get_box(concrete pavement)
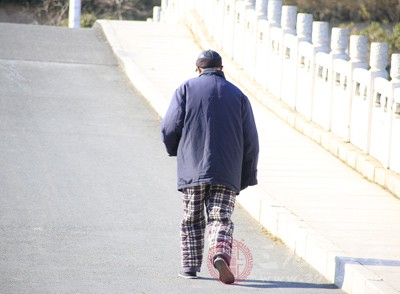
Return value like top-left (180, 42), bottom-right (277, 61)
top-left (97, 19), bottom-right (400, 294)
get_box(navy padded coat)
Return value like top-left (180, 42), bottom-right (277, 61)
top-left (161, 69), bottom-right (259, 194)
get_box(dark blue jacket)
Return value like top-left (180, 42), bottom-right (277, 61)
top-left (161, 69), bottom-right (259, 194)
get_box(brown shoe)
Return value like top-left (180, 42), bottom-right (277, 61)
top-left (214, 257), bottom-right (235, 284)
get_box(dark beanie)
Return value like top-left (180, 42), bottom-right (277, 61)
top-left (195, 49), bottom-right (222, 68)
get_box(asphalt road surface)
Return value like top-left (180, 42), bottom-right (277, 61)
top-left (0, 23), bottom-right (344, 294)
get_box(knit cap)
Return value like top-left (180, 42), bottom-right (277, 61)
top-left (195, 49), bottom-right (222, 68)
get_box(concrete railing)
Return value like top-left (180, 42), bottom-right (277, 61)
top-left (153, 0), bottom-right (400, 177)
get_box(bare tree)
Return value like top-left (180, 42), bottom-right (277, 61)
top-left (283, 0), bottom-right (400, 22)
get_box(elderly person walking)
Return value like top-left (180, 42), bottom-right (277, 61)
top-left (161, 50), bottom-right (259, 284)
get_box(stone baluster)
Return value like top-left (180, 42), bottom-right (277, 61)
top-left (222, 0), bottom-right (236, 58)
top-left (255, 0), bottom-right (268, 20)
top-left (390, 54), bottom-right (400, 83)
top-left (349, 35), bottom-right (368, 64)
top-left (297, 13), bottom-right (313, 43)
top-left (391, 54), bottom-right (400, 118)
top-left (161, 0), bottom-right (168, 11)
top-left (153, 6), bottom-right (161, 22)
top-left (244, 0), bottom-right (256, 10)
top-left (392, 54), bottom-right (400, 118)
top-left (370, 43), bottom-right (389, 73)
top-left (281, 6), bottom-right (297, 35)
top-left (330, 28), bottom-right (349, 60)
top-left (160, 0), bottom-right (168, 22)
top-left (312, 21), bottom-right (330, 53)
top-left (268, 0), bottom-right (282, 28)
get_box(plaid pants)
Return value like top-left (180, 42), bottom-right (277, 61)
top-left (180, 184), bottom-right (236, 272)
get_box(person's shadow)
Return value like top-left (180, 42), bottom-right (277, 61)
top-left (197, 277), bottom-right (338, 289)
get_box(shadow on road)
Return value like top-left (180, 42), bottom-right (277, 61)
top-left (196, 277), bottom-right (338, 289)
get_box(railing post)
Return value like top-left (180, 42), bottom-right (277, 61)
top-left (369, 48), bottom-right (399, 168)
top-left (265, 0), bottom-right (283, 95)
top-left (233, 1), bottom-right (247, 68)
top-left (331, 35), bottom-right (368, 141)
top-left (222, 0), bottom-right (237, 59)
top-left (312, 27), bottom-right (348, 130)
top-left (253, 0), bottom-right (270, 82)
top-left (254, 19), bottom-right (269, 87)
top-left (195, 0), bottom-right (206, 21)
top-left (204, 0), bottom-right (215, 37)
top-left (212, 0), bottom-right (225, 48)
top-left (350, 42), bottom-right (388, 153)
top-left (391, 54), bottom-right (400, 173)
top-left (283, 13), bottom-right (311, 110)
top-left (153, 6), bottom-right (162, 22)
top-left (255, 0), bottom-right (268, 19)
top-left (243, 8), bottom-right (258, 78)
top-left (160, 0), bottom-right (168, 22)
top-left (279, 7), bottom-right (300, 108)
top-left (296, 19), bottom-right (330, 120)
top-left (281, 5), bottom-right (296, 35)
top-left (68, 0), bottom-right (81, 28)
top-left (267, 0), bottom-right (281, 27)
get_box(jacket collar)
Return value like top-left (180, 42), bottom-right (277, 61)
top-left (199, 69), bottom-right (225, 79)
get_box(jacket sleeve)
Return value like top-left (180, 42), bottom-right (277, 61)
top-left (241, 95), bottom-right (259, 190)
top-left (160, 85), bottom-right (186, 156)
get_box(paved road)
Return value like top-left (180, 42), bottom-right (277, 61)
top-left (0, 23), bottom-right (344, 293)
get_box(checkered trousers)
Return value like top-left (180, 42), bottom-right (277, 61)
top-left (180, 184), bottom-right (236, 272)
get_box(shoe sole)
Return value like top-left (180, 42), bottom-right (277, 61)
top-left (177, 273), bottom-right (198, 279)
top-left (214, 259), bottom-right (235, 284)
